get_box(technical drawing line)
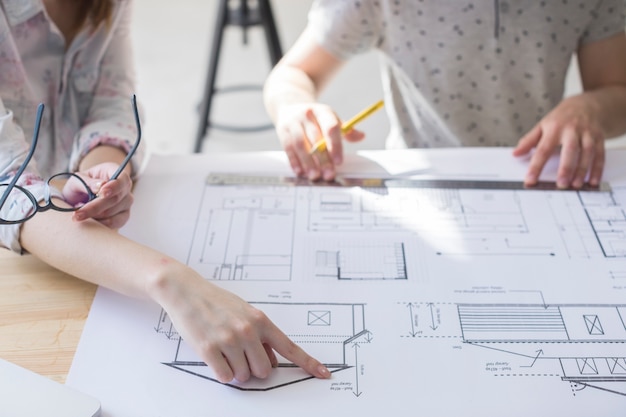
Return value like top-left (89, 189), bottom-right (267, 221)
top-left (352, 344), bottom-right (362, 397)
top-left (464, 342), bottom-right (538, 360)
top-left (570, 381), bottom-right (626, 397)
top-left (408, 303), bottom-right (417, 337)
top-left (523, 349), bottom-right (544, 367)
top-left (162, 362), bottom-right (349, 392)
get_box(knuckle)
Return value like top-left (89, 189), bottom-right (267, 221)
top-left (233, 320), bottom-right (255, 341)
top-left (304, 108), bottom-right (315, 119)
top-left (216, 372), bottom-right (233, 384)
top-left (249, 308), bottom-right (269, 326)
top-left (581, 139), bottom-right (595, 153)
top-left (561, 138), bottom-right (580, 152)
top-left (215, 366), bottom-right (234, 383)
top-left (284, 136), bottom-right (298, 150)
top-left (235, 369), bottom-right (251, 383)
top-left (322, 125), bottom-right (340, 140)
top-left (540, 119), bottom-right (561, 135)
top-left (198, 339), bottom-right (219, 359)
top-left (218, 331), bottom-right (239, 348)
top-left (292, 138), bottom-right (309, 154)
top-left (534, 140), bottom-right (554, 154)
top-left (254, 364), bottom-right (271, 379)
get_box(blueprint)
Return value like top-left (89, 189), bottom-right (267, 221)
top-left (67, 150), bottom-right (626, 417)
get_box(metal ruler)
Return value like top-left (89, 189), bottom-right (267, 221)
top-left (205, 173), bottom-right (611, 192)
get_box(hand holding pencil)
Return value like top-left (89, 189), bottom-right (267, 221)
top-left (309, 99), bottom-right (384, 157)
top-left (282, 99), bottom-right (382, 181)
top-left (273, 99), bottom-right (384, 181)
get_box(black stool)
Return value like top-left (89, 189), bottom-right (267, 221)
top-left (194, 0), bottom-right (283, 153)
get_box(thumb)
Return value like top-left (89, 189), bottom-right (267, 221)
top-left (343, 128), bottom-right (365, 143)
top-left (61, 175), bottom-right (101, 207)
top-left (81, 176), bottom-right (105, 195)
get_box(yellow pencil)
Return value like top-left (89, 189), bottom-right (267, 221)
top-left (310, 99), bottom-right (384, 155)
top-left (340, 99), bottom-right (385, 135)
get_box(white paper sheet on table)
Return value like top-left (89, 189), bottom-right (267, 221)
top-left (67, 148), bottom-right (626, 417)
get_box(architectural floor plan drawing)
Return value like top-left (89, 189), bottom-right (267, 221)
top-left (66, 151), bottom-right (626, 417)
top-left (584, 185), bottom-right (626, 258)
top-left (187, 176), bottom-right (626, 281)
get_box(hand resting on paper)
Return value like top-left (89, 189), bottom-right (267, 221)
top-left (513, 94), bottom-right (606, 190)
top-left (149, 263), bottom-right (332, 383)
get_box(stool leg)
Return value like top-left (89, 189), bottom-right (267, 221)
top-left (194, 0), bottom-right (229, 153)
top-left (258, 0), bottom-right (283, 65)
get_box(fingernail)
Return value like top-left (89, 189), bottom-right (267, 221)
top-left (318, 365), bottom-right (331, 379)
top-left (308, 169), bottom-right (319, 180)
top-left (323, 169), bottom-right (335, 180)
top-left (556, 179), bottom-right (568, 189)
top-left (74, 213), bottom-right (84, 221)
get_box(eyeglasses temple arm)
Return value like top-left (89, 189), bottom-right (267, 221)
top-left (0, 103), bottom-right (44, 209)
top-left (110, 94), bottom-right (142, 181)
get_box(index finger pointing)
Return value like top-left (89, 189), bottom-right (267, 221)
top-left (266, 326), bottom-right (331, 379)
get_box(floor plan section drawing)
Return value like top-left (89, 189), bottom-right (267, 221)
top-left (187, 180), bottom-right (626, 285)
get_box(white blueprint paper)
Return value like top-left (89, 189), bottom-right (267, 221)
top-left (67, 149), bottom-right (626, 416)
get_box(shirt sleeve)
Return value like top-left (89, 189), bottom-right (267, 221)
top-left (68, 1), bottom-right (147, 178)
top-left (307, 0), bottom-right (384, 60)
top-left (0, 100), bottom-right (52, 253)
top-left (581, 0), bottom-right (626, 44)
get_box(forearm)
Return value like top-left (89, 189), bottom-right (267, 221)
top-left (263, 65), bottom-right (318, 123)
top-left (591, 85), bottom-right (626, 138)
top-left (79, 145), bottom-right (131, 176)
top-left (576, 32), bottom-right (626, 139)
top-left (583, 85), bottom-right (626, 139)
top-left (18, 209), bottom-right (186, 300)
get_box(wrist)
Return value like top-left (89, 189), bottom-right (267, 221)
top-left (79, 145), bottom-right (128, 172)
top-left (144, 258), bottom-right (196, 306)
top-left (264, 66), bottom-right (317, 122)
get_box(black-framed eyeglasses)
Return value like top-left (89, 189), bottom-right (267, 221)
top-left (0, 94), bottom-right (141, 225)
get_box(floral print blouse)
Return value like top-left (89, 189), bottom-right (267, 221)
top-left (0, 0), bottom-right (146, 252)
